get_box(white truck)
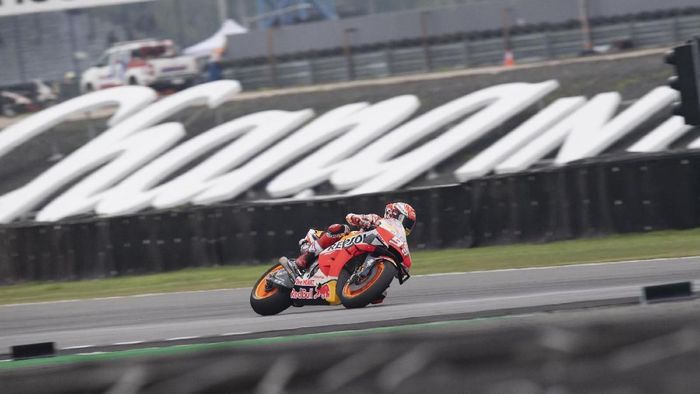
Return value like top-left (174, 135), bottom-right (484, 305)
top-left (81, 39), bottom-right (200, 92)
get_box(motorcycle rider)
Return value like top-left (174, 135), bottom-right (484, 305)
top-left (288, 202), bottom-right (417, 273)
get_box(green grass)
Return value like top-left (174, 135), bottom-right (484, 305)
top-left (1, 228), bottom-right (699, 305)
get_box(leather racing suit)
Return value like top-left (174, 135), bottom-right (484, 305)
top-left (294, 213), bottom-right (382, 270)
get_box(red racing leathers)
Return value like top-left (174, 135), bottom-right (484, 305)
top-left (294, 213), bottom-right (382, 270)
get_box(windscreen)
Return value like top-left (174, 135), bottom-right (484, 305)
top-left (380, 217), bottom-right (408, 244)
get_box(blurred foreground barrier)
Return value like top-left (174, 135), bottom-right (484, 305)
top-left (642, 282), bottom-right (694, 304)
top-left (3, 304), bottom-right (700, 393)
top-left (0, 150), bottom-right (699, 283)
top-left (11, 342), bottom-right (55, 360)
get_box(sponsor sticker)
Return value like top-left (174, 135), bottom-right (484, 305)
top-left (315, 283), bottom-right (331, 300)
top-left (290, 282), bottom-right (333, 300)
top-left (294, 278), bottom-right (316, 286)
top-left (325, 233), bottom-right (367, 252)
top-left (290, 287), bottom-right (314, 300)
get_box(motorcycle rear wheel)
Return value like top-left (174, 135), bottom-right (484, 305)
top-left (250, 264), bottom-right (292, 316)
top-left (338, 260), bottom-right (396, 309)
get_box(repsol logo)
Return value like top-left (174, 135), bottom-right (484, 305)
top-left (327, 234), bottom-right (368, 251)
top-left (0, 79), bottom-right (691, 223)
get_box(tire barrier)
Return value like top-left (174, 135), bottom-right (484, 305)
top-left (1, 150), bottom-right (699, 284)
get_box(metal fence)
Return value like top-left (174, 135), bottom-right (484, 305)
top-left (1, 1), bottom-right (699, 89)
top-left (223, 14), bottom-right (700, 90)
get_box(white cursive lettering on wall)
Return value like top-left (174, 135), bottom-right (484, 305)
top-left (345, 81), bottom-right (559, 194)
top-left (555, 86), bottom-right (677, 164)
top-left (264, 95), bottom-right (421, 198)
top-left (627, 116), bottom-right (693, 153)
top-left (328, 84), bottom-right (531, 190)
top-left (97, 110), bottom-right (314, 216)
top-left (0, 79), bottom-right (692, 223)
top-left (188, 103), bottom-right (369, 205)
top-left (454, 96), bottom-right (586, 182)
top-left (0, 81), bottom-right (241, 223)
top-left (494, 92), bottom-right (621, 174)
top-left (0, 86), bottom-right (157, 223)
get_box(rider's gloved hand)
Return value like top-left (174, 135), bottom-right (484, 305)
top-left (298, 229), bottom-right (319, 254)
top-left (298, 237), bottom-right (310, 253)
top-left (346, 213), bottom-right (380, 230)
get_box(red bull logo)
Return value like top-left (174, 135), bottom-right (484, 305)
top-left (290, 288), bottom-right (314, 299)
top-left (315, 283), bottom-right (331, 300)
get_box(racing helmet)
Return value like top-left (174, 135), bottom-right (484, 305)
top-left (384, 202), bottom-right (417, 235)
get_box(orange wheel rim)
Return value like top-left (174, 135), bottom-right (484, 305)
top-left (343, 263), bottom-right (385, 298)
top-left (254, 266), bottom-right (283, 299)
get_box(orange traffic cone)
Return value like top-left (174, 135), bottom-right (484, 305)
top-left (503, 50), bottom-right (515, 67)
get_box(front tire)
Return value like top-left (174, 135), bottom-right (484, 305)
top-left (338, 260), bottom-right (396, 309)
top-left (250, 264), bottom-right (292, 316)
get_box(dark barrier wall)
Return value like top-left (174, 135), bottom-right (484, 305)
top-left (1, 150), bottom-right (699, 283)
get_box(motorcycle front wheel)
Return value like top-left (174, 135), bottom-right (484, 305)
top-left (250, 264), bottom-right (292, 316)
top-left (337, 259), bottom-right (397, 309)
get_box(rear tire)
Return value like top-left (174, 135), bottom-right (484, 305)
top-left (338, 260), bottom-right (396, 309)
top-left (250, 264), bottom-right (292, 316)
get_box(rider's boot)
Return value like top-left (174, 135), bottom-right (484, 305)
top-left (293, 252), bottom-right (313, 272)
top-left (279, 256), bottom-right (302, 279)
top-left (294, 224), bottom-right (348, 273)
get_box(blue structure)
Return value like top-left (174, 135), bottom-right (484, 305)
top-left (256, 0), bottom-right (337, 28)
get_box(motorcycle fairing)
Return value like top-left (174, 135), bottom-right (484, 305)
top-left (284, 218), bottom-right (411, 306)
top-left (290, 269), bottom-right (340, 305)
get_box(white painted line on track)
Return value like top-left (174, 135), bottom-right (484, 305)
top-left (1, 288), bottom-right (238, 307)
top-left (62, 345), bottom-right (94, 350)
top-left (165, 336), bottom-right (199, 341)
top-left (3, 255), bottom-right (698, 307)
top-left (416, 255), bottom-right (700, 277)
top-left (405, 280), bottom-right (700, 309)
top-left (220, 332), bottom-right (251, 336)
top-left (112, 341), bottom-right (144, 346)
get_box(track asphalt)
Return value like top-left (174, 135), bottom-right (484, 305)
top-left (1, 257), bottom-right (699, 354)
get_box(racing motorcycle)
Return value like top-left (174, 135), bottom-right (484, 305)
top-left (250, 217), bottom-right (412, 316)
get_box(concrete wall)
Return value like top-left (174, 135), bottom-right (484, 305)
top-left (227, 0), bottom-right (699, 59)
